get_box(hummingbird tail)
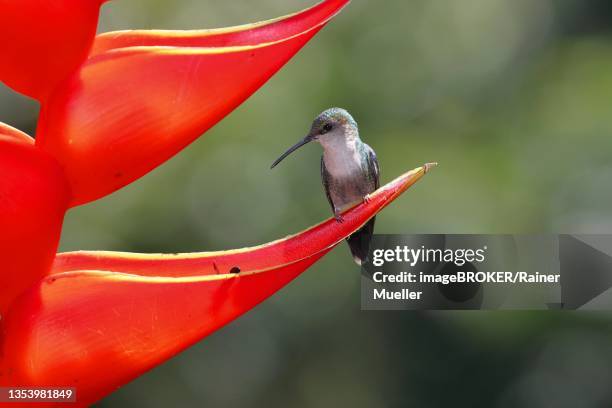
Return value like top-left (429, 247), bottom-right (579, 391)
top-left (347, 216), bottom-right (376, 266)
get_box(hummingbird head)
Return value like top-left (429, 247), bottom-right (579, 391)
top-left (271, 107), bottom-right (358, 168)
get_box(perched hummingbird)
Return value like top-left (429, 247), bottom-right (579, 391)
top-left (271, 108), bottom-right (379, 265)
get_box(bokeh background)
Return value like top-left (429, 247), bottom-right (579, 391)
top-left (3, 0), bottom-right (612, 406)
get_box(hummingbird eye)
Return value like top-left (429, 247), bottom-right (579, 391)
top-left (321, 123), bottom-right (333, 134)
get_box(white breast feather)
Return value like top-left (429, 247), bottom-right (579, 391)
top-left (322, 138), bottom-right (361, 178)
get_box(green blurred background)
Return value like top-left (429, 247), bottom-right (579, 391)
top-left (4, 0), bottom-right (612, 406)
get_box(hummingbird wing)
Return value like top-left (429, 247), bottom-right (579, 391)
top-left (321, 156), bottom-right (336, 212)
top-left (364, 143), bottom-right (380, 191)
top-left (347, 144), bottom-right (379, 266)
top-left (322, 146), bottom-right (379, 266)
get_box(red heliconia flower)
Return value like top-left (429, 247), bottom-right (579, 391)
top-left (0, 0), bottom-right (434, 405)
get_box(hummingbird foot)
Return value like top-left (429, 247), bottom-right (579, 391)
top-left (363, 194), bottom-right (372, 204)
top-left (333, 212), bottom-right (345, 223)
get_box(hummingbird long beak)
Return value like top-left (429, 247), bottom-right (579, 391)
top-left (270, 135), bottom-right (313, 169)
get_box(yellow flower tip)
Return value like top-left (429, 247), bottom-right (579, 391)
top-left (423, 162), bottom-right (438, 173)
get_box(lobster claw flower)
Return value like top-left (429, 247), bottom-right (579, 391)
top-left (0, 0), bottom-right (437, 405)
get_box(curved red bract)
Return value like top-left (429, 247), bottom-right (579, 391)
top-left (35, 0), bottom-right (350, 206)
top-left (3, 166), bottom-right (429, 406)
top-left (0, 0), bottom-right (435, 405)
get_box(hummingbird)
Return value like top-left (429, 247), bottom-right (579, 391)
top-left (271, 108), bottom-right (379, 266)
